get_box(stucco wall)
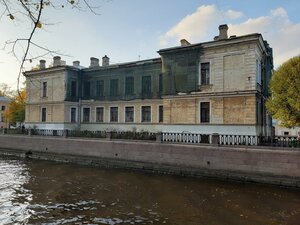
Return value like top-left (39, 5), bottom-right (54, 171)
top-left (0, 135), bottom-right (299, 187)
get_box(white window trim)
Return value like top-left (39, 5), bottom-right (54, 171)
top-left (140, 105), bottom-right (152, 123)
top-left (198, 61), bottom-right (211, 86)
top-left (109, 106), bottom-right (119, 123)
top-left (95, 106), bottom-right (105, 123)
top-left (199, 101), bottom-right (211, 124)
top-left (82, 106), bottom-right (91, 123)
top-left (124, 105), bottom-right (134, 123)
top-left (70, 107), bottom-right (77, 123)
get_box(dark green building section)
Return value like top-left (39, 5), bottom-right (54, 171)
top-left (65, 59), bottom-right (163, 102)
top-left (159, 47), bottom-right (201, 95)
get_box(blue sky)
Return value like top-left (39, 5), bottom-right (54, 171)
top-left (1, 0), bottom-right (300, 89)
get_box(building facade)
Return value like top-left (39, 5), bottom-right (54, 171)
top-left (0, 96), bottom-right (10, 128)
top-left (24, 25), bottom-right (273, 135)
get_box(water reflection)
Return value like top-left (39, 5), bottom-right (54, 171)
top-left (0, 157), bottom-right (32, 225)
top-left (0, 155), bottom-right (300, 225)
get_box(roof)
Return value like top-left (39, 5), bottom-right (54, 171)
top-left (0, 96), bottom-right (10, 103)
top-left (157, 33), bottom-right (263, 54)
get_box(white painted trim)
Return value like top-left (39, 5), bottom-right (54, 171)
top-left (140, 105), bottom-right (152, 123)
top-left (82, 106), bottom-right (91, 123)
top-left (95, 106), bottom-right (105, 123)
top-left (109, 106), bottom-right (119, 123)
top-left (70, 106), bottom-right (78, 123)
top-left (124, 105), bottom-right (134, 123)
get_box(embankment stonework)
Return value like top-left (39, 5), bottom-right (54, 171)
top-left (0, 135), bottom-right (300, 187)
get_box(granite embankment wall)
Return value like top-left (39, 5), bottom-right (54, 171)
top-left (0, 135), bottom-right (300, 187)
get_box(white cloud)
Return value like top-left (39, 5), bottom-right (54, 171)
top-left (225, 10), bottom-right (243, 19)
top-left (160, 5), bottom-right (300, 67)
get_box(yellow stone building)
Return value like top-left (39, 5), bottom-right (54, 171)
top-left (24, 25), bottom-right (273, 136)
top-left (0, 96), bottom-right (10, 128)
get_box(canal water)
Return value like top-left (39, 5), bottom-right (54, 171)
top-left (0, 155), bottom-right (300, 225)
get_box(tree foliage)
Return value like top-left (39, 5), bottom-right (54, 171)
top-left (266, 55), bottom-right (300, 128)
top-left (1, 0), bottom-right (98, 92)
top-left (3, 90), bottom-right (26, 125)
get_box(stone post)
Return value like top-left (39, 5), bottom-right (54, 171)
top-left (156, 132), bottom-right (162, 143)
top-left (211, 133), bottom-right (220, 145)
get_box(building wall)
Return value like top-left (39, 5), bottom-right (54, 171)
top-left (25, 69), bottom-right (67, 125)
top-left (0, 99), bottom-right (9, 128)
top-left (163, 95), bottom-right (256, 125)
top-left (1, 135), bottom-right (300, 187)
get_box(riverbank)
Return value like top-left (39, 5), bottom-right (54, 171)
top-left (0, 135), bottom-right (300, 188)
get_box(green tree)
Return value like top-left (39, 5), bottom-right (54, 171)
top-left (3, 90), bottom-right (26, 125)
top-left (266, 55), bottom-right (300, 128)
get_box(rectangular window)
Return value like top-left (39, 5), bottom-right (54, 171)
top-left (125, 106), bottom-right (134, 122)
top-left (83, 108), bottom-right (90, 122)
top-left (200, 102), bottom-right (210, 123)
top-left (141, 106), bottom-right (151, 122)
top-left (1, 114), bottom-right (4, 122)
top-left (41, 108), bottom-right (46, 122)
top-left (142, 76), bottom-right (151, 96)
top-left (96, 80), bottom-right (104, 97)
top-left (256, 59), bottom-right (262, 85)
top-left (200, 62), bottom-right (210, 85)
top-left (83, 82), bottom-right (90, 97)
top-left (284, 131), bottom-right (289, 136)
top-left (71, 81), bottom-right (77, 97)
top-left (96, 107), bottom-right (104, 122)
top-left (159, 74), bottom-right (163, 94)
top-left (110, 107), bottom-right (118, 122)
top-left (42, 81), bottom-right (47, 97)
top-left (70, 107), bottom-right (76, 123)
top-left (1, 106), bottom-right (5, 111)
top-left (110, 79), bottom-right (119, 97)
top-left (125, 77), bottom-right (134, 96)
top-left (159, 105), bottom-right (163, 123)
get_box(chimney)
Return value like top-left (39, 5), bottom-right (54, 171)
top-left (39, 60), bottom-right (46, 69)
top-left (102, 55), bottom-right (110, 67)
top-left (90, 57), bottom-right (99, 67)
top-left (73, 61), bottom-right (80, 67)
top-left (218, 24), bottom-right (228, 40)
top-left (180, 39), bottom-right (191, 46)
top-left (53, 56), bottom-right (61, 67)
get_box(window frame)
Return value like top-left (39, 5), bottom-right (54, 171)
top-left (96, 80), bottom-right (104, 97)
top-left (82, 107), bottom-right (91, 123)
top-left (125, 106), bottom-right (134, 123)
top-left (142, 76), bottom-right (152, 96)
top-left (125, 76), bottom-right (134, 96)
top-left (41, 107), bottom-right (47, 122)
top-left (95, 106), bottom-right (104, 123)
top-left (110, 79), bottom-right (119, 97)
top-left (42, 81), bottom-right (47, 97)
top-left (158, 105), bottom-right (163, 123)
top-left (200, 102), bottom-right (210, 123)
top-left (199, 62), bottom-right (211, 86)
top-left (141, 105), bottom-right (151, 123)
top-left (70, 107), bottom-right (77, 123)
top-left (110, 106), bottom-right (119, 122)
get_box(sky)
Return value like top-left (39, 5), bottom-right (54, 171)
top-left (1, 0), bottom-right (300, 90)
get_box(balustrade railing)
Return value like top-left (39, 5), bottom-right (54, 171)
top-left (162, 132), bottom-right (210, 144)
top-left (1, 128), bottom-right (300, 149)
